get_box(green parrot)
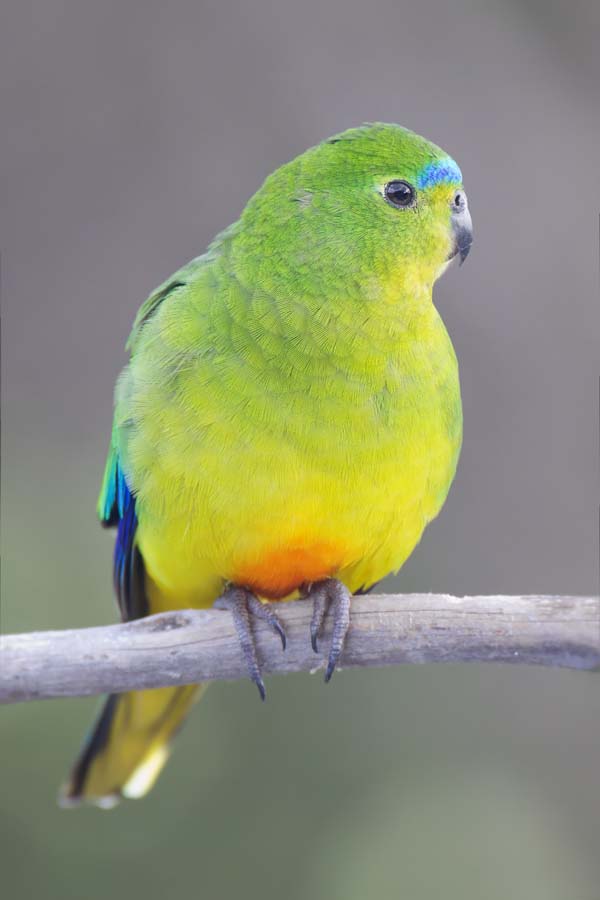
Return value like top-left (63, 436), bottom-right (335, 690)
top-left (61, 122), bottom-right (472, 807)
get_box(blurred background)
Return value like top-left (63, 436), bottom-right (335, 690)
top-left (1, 0), bottom-right (599, 897)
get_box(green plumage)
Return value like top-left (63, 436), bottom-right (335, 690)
top-left (64, 123), bottom-right (471, 806)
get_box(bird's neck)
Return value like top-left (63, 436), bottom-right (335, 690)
top-left (215, 228), bottom-right (449, 387)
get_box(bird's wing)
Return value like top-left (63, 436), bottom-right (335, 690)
top-left (125, 256), bottom-right (207, 354)
top-left (97, 443), bottom-right (146, 622)
top-left (96, 256), bottom-right (210, 620)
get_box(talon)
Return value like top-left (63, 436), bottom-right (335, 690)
top-left (254, 675), bottom-right (266, 702)
top-left (277, 625), bottom-right (287, 651)
top-left (213, 586), bottom-right (286, 699)
top-left (306, 579), bottom-right (352, 681)
top-left (247, 594), bottom-right (287, 650)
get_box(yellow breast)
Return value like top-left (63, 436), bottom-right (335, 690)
top-left (134, 301), bottom-right (461, 609)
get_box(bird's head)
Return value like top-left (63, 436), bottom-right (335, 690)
top-left (230, 122), bottom-right (472, 308)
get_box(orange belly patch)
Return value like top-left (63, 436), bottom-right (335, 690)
top-left (233, 542), bottom-right (344, 600)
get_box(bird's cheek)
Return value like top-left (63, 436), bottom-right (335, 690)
top-left (424, 218), bottom-right (454, 272)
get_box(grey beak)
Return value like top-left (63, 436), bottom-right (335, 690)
top-left (450, 191), bottom-right (473, 265)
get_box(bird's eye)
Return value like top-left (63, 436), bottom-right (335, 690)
top-left (384, 180), bottom-right (416, 209)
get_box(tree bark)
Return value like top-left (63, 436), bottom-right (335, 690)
top-left (1, 593), bottom-right (598, 704)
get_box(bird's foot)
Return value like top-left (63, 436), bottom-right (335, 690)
top-left (214, 586), bottom-right (286, 701)
top-left (306, 578), bottom-right (352, 682)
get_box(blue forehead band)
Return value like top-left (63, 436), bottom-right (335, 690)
top-left (416, 157), bottom-right (462, 190)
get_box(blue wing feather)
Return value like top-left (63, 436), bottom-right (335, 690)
top-left (98, 446), bottom-right (148, 622)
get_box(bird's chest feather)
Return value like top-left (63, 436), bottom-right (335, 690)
top-left (234, 347), bottom-right (460, 594)
top-left (131, 304), bottom-right (461, 599)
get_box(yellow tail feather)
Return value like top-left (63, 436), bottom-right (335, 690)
top-left (59, 684), bottom-right (204, 808)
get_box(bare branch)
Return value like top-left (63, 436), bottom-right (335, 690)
top-left (1, 594), bottom-right (598, 704)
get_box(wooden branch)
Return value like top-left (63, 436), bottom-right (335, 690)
top-left (1, 594), bottom-right (598, 704)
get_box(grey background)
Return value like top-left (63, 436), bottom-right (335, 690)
top-left (1, 1), bottom-right (599, 898)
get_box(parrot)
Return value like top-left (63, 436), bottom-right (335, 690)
top-left (60, 122), bottom-right (472, 807)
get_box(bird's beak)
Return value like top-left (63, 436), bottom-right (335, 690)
top-left (449, 192), bottom-right (473, 265)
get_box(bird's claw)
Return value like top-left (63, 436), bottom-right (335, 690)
top-left (306, 578), bottom-right (352, 682)
top-left (214, 586), bottom-right (286, 700)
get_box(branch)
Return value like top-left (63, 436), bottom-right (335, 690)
top-left (1, 594), bottom-right (598, 704)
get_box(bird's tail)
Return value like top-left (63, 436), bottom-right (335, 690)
top-left (59, 684), bottom-right (204, 808)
